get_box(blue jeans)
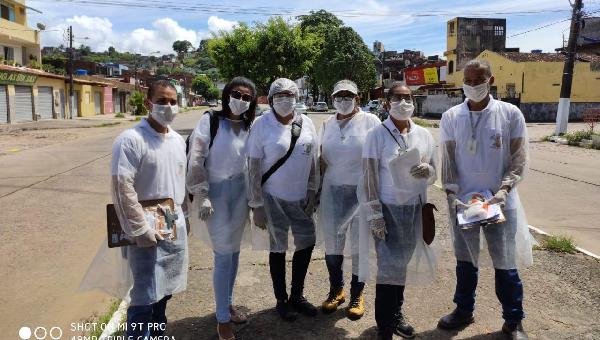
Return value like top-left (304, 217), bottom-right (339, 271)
top-left (126, 294), bottom-right (171, 339)
top-left (454, 261), bottom-right (524, 323)
top-left (213, 251), bottom-right (240, 323)
top-left (325, 254), bottom-right (364, 296)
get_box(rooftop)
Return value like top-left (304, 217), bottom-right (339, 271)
top-left (497, 52), bottom-right (600, 63)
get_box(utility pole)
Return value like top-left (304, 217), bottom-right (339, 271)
top-left (68, 26), bottom-right (74, 119)
top-left (555, 0), bottom-right (584, 135)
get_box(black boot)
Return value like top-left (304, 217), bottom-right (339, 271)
top-left (502, 322), bottom-right (529, 340)
top-left (275, 299), bottom-right (298, 322)
top-left (437, 307), bottom-right (474, 330)
top-left (289, 295), bottom-right (318, 317)
top-left (393, 312), bottom-right (415, 339)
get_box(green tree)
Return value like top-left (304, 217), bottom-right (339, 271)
top-left (172, 40), bottom-right (193, 61)
top-left (312, 26), bottom-right (377, 97)
top-left (192, 74), bottom-right (219, 100)
top-left (129, 91), bottom-right (148, 116)
top-left (207, 17), bottom-right (319, 94)
top-left (297, 10), bottom-right (345, 100)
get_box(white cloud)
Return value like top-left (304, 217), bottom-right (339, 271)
top-left (41, 15), bottom-right (235, 54)
top-left (207, 16), bottom-right (237, 33)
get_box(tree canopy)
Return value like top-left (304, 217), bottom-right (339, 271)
top-left (207, 17), bottom-right (319, 95)
top-left (192, 74), bottom-right (220, 100)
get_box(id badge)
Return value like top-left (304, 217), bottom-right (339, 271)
top-left (468, 139), bottom-right (477, 155)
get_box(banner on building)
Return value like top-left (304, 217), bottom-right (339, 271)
top-left (424, 67), bottom-right (439, 84)
top-left (405, 69), bottom-right (425, 86)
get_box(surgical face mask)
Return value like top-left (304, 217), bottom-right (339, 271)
top-left (463, 80), bottom-right (490, 103)
top-left (150, 103), bottom-right (178, 127)
top-left (333, 98), bottom-right (355, 115)
top-left (228, 96), bottom-right (250, 116)
top-left (272, 97), bottom-right (296, 117)
top-left (389, 99), bottom-right (414, 120)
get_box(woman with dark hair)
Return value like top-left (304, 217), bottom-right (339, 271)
top-left (187, 76), bottom-right (257, 340)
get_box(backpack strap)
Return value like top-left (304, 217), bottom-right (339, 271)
top-left (261, 114), bottom-right (304, 185)
top-left (208, 110), bottom-right (219, 149)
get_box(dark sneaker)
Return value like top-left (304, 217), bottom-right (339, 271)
top-left (502, 322), bottom-right (529, 340)
top-left (393, 313), bottom-right (415, 339)
top-left (289, 295), bottom-right (318, 317)
top-left (376, 327), bottom-right (394, 340)
top-left (275, 300), bottom-right (298, 322)
top-left (437, 308), bottom-right (474, 330)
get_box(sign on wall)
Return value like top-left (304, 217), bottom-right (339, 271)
top-left (0, 70), bottom-right (38, 85)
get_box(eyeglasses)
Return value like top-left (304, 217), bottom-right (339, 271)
top-left (231, 90), bottom-right (253, 102)
top-left (389, 94), bottom-right (412, 103)
top-left (273, 93), bottom-right (295, 99)
top-left (333, 96), bottom-right (354, 103)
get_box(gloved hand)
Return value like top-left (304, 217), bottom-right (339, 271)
top-left (447, 193), bottom-right (470, 212)
top-left (410, 163), bottom-right (434, 178)
top-left (135, 228), bottom-right (164, 247)
top-left (486, 188), bottom-right (509, 207)
top-left (303, 190), bottom-right (316, 216)
top-left (369, 217), bottom-right (387, 241)
top-left (197, 197), bottom-right (214, 221)
top-left (252, 206), bottom-right (268, 230)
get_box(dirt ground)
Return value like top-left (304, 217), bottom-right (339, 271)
top-left (164, 186), bottom-right (600, 340)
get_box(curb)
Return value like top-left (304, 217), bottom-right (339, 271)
top-left (527, 225), bottom-right (600, 260)
top-left (99, 300), bottom-right (128, 340)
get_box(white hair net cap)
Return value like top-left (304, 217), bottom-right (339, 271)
top-left (332, 79), bottom-right (358, 96)
top-left (268, 78), bottom-right (299, 99)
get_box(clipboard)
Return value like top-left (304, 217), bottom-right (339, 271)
top-left (106, 198), bottom-right (178, 248)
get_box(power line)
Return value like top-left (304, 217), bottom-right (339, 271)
top-left (508, 8), bottom-right (600, 38)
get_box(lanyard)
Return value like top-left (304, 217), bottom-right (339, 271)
top-left (382, 123), bottom-right (408, 152)
top-left (469, 111), bottom-right (483, 140)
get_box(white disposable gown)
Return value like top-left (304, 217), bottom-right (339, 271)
top-left (186, 113), bottom-right (251, 254)
top-left (440, 96), bottom-right (533, 269)
top-left (357, 118), bottom-right (439, 285)
top-left (80, 119), bottom-right (189, 306)
top-left (247, 110), bottom-right (319, 252)
top-left (317, 110), bottom-right (380, 273)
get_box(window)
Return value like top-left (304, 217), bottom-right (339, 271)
top-left (448, 22), bottom-right (455, 37)
top-left (448, 60), bottom-right (454, 74)
top-left (3, 46), bottom-right (14, 61)
top-left (494, 25), bottom-right (504, 36)
top-left (0, 3), bottom-right (16, 22)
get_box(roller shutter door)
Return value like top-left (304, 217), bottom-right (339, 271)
top-left (15, 86), bottom-right (33, 122)
top-left (0, 86), bottom-right (7, 123)
top-left (37, 86), bottom-right (54, 119)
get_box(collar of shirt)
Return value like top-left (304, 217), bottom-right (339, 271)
top-left (383, 117), bottom-right (413, 136)
top-left (265, 109), bottom-right (296, 128)
top-left (460, 94), bottom-right (497, 114)
top-left (139, 118), bottom-right (175, 139)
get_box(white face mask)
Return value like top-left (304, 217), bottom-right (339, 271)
top-left (228, 96), bottom-right (250, 116)
top-left (463, 81), bottom-right (490, 103)
top-left (150, 103), bottom-right (179, 127)
top-left (334, 99), bottom-right (356, 115)
top-left (389, 99), bottom-right (414, 120)
top-left (272, 97), bottom-right (296, 117)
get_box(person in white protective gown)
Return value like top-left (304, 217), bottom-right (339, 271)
top-left (317, 79), bottom-right (381, 320)
top-left (247, 78), bottom-right (320, 321)
top-left (358, 83), bottom-right (438, 340)
top-left (80, 80), bottom-right (189, 339)
top-left (186, 77), bottom-right (257, 340)
top-left (437, 59), bottom-right (532, 340)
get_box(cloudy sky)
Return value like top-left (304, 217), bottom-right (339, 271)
top-left (28, 0), bottom-right (600, 56)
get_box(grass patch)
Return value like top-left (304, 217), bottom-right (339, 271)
top-left (89, 299), bottom-right (122, 338)
top-left (98, 122), bottom-right (120, 127)
top-left (563, 130), bottom-right (593, 146)
top-left (412, 117), bottom-right (440, 128)
top-left (115, 113), bottom-right (125, 118)
top-left (540, 235), bottom-right (577, 254)
top-left (541, 134), bottom-right (552, 142)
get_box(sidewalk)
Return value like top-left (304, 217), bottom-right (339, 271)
top-left (164, 186), bottom-right (600, 339)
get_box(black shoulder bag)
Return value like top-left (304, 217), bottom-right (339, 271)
top-left (261, 114), bottom-right (304, 185)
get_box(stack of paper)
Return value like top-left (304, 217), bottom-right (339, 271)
top-left (457, 190), bottom-right (505, 229)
